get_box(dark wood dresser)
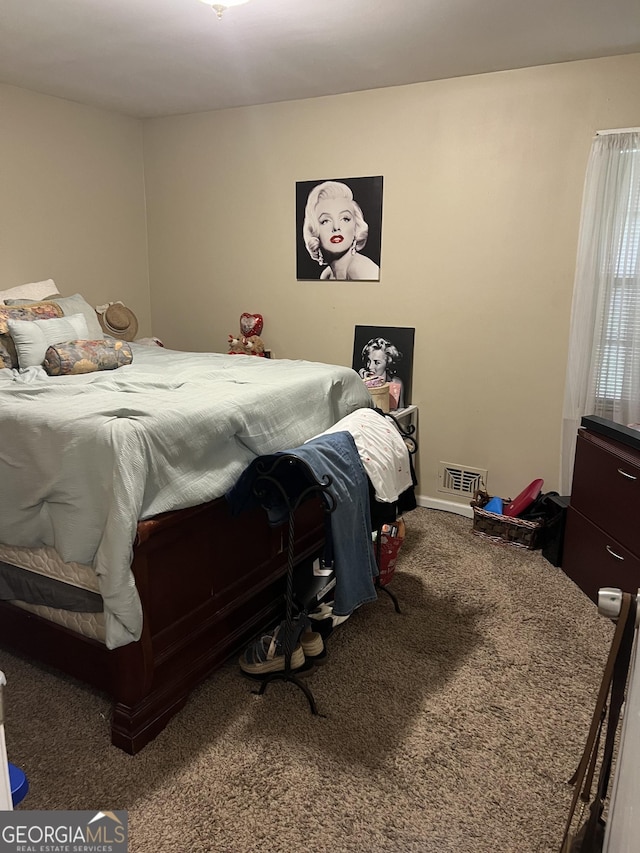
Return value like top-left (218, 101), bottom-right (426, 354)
top-left (562, 416), bottom-right (640, 603)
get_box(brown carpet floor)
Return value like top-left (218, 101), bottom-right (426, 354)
top-left (1, 508), bottom-right (612, 852)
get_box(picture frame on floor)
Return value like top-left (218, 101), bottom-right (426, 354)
top-left (352, 325), bottom-right (415, 408)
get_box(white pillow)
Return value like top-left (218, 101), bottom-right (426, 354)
top-left (51, 293), bottom-right (104, 339)
top-left (7, 313), bottom-right (89, 368)
top-left (0, 279), bottom-right (60, 304)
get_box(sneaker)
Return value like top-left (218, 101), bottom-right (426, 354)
top-left (309, 602), bottom-right (334, 622)
top-left (309, 601), bottom-right (351, 630)
top-left (239, 623), bottom-right (305, 675)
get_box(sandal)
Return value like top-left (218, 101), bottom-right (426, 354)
top-left (300, 627), bottom-right (326, 662)
top-left (239, 622), bottom-right (305, 675)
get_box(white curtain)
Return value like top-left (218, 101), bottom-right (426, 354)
top-left (561, 130), bottom-right (640, 493)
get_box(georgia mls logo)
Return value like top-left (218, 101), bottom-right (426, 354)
top-left (89, 811), bottom-right (122, 824)
top-left (86, 811), bottom-right (126, 841)
top-left (0, 809), bottom-right (128, 852)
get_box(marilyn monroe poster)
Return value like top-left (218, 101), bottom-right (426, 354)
top-left (296, 176), bottom-right (383, 281)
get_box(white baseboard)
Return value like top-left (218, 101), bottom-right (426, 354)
top-left (415, 494), bottom-right (474, 518)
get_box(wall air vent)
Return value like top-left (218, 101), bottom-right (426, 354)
top-left (438, 463), bottom-right (487, 497)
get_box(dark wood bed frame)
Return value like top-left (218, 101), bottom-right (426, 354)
top-left (0, 494), bottom-right (324, 753)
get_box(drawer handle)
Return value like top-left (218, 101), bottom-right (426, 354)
top-left (617, 468), bottom-right (637, 481)
top-left (606, 545), bottom-right (625, 561)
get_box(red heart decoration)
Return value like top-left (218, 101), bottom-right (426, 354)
top-left (240, 312), bottom-right (263, 337)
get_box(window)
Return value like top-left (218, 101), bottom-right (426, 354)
top-left (595, 149), bottom-right (640, 404)
top-left (561, 130), bottom-right (640, 492)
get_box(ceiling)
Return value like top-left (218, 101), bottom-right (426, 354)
top-left (0, 0), bottom-right (639, 119)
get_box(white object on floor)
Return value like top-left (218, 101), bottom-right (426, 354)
top-left (0, 672), bottom-right (13, 810)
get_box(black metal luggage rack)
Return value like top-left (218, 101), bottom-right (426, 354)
top-left (247, 409), bottom-right (418, 713)
top-left (381, 408), bottom-right (418, 455)
top-left (250, 454), bottom-right (335, 714)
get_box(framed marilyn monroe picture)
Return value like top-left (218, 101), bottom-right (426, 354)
top-left (352, 325), bottom-right (415, 408)
top-left (296, 176), bottom-right (383, 281)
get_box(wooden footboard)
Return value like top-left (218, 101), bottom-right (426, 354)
top-left (0, 494), bottom-right (325, 753)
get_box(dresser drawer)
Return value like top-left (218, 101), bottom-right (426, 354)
top-left (562, 507), bottom-right (640, 603)
top-left (571, 431), bottom-right (640, 555)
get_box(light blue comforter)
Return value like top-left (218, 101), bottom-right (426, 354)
top-left (0, 345), bottom-right (371, 648)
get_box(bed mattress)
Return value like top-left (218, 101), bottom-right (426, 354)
top-left (10, 600), bottom-right (104, 642)
top-left (0, 541), bottom-right (98, 592)
top-left (0, 541), bottom-right (104, 641)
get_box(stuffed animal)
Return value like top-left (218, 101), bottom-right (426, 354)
top-left (227, 312), bottom-right (267, 356)
top-left (227, 333), bottom-right (266, 356)
top-left (243, 335), bottom-right (265, 355)
top-left (227, 334), bottom-right (246, 354)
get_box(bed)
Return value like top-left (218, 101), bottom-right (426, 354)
top-left (0, 341), bottom-right (372, 752)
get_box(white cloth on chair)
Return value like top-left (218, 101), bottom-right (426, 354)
top-left (307, 407), bottom-right (412, 503)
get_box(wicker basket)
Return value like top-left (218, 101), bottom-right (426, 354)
top-left (470, 490), bottom-right (545, 550)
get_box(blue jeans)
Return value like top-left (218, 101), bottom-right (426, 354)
top-left (226, 432), bottom-right (378, 616)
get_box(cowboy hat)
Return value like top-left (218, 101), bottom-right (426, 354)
top-left (98, 302), bottom-right (139, 342)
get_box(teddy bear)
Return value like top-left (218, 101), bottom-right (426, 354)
top-left (227, 333), bottom-right (266, 356)
top-left (227, 312), bottom-right (267, 356)
top-left (227, 334), bottom-right (245, 354)
top-left (242, 334), bottom-right (266, 355)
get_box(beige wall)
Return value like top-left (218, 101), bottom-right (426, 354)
top-left (142, 53), bottom-right (640, 507)
top-left (0, 84), bottom-right (151, 333)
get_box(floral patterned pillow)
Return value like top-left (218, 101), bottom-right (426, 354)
top-left (43, 339), bottom-right (133, 376)
top-left (0, 302), bottom-right (63, 369)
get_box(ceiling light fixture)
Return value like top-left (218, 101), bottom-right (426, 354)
top-left (198, 0), bottom-right (251, 19)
